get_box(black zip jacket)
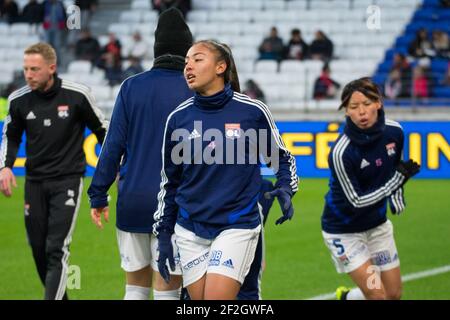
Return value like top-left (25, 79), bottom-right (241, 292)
top-left (0, 76), bottom-right (107, 180)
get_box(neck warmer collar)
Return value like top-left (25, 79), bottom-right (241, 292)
top-left (194, 83), bottom-right (234, 110)
top-left (152, 54), bottom-right (185, 71)
top-left (344, 108), bottom-right (386, 146)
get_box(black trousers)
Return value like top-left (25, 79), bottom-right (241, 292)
top-left (24, 177), bottom-right (83, 300)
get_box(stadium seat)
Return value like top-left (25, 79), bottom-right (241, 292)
top-left (219, 0), bottom-right (240, 10)
top-left (108, 23), bottom-right (131, 36)
top-left (192, 0), bottom-right (220, 10)
top-left (254, 60), bottom-right (278, 73)
top-left (263, 0), bottom-right (286, 11)
top-left (17, 35), bottom-right (40, 48)
top-left (0, 24), bottom-right (9, 35)
top-left (0, 71), bottom-right (14, 85)
top-left (241, 1), bottom-right (264, 11)
top-left (187, 11), bottom-right (209, 23)
top-left (231, 47), bottom-right (258, 60)
top-left (141, 11), bottom-right (158, 23)
top-left (285, 1), bottom-right (308, 10)
top-left (231, 35), bottom-right (261, 48)
top-left (59, 73), bottom-right (79, 82)
top-left (2, 37), bottom-right (18, 48)
top-left (243, 23), bottom-right (268, 36)
top-left (9, 23), bottom-right (30, 35)
top-left (235, 60), bottom-right (255, 73)
top-left (90, 85), bottom-right (112, 102)
top-left (218, 24), bottom-right (242, 36)
top-left (279, 60), bottom-right (307, 74)
top-left (120, 11), bottom-right (142, 24)
top-left (67, 61), bottom-right (92, 74)
top-left (131, 0), bottom-right (151, 10)
top-left (252, 11), bottom-right (278, 24)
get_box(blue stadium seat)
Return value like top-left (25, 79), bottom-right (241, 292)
top-left (434, 86), bottom-right (450, 98)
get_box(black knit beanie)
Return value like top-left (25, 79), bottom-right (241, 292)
top-left (154, 7), bottom-right (193, 58)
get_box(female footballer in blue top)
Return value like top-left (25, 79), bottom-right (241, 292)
top-left (154, 40), bottom-right (298, 300)
top-left (321, 77), bottom-right (420, 300)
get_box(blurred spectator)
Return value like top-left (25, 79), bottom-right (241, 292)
top-left (412, 66), bottom-right (430, 99)
top-left (123, 56), bottom-right (144, 79)
top-left (104, 53), bottom-right (123, 86)
top-left (391, 53), bottom-right (412, 97)
top-left (153, 0), bottom-right (191, 18)
top-left (284, 28), bottom-right (308, 60)
top-left (432, 30), bottom-right (450, 59)
top-left (243, 79), bottom-right (265, 102)
top-left (440, 0), bottom-right (450, 8)
top-left (309, 30), bottom-right (333, 62)
top-left (408, 28), bottom-right (434, 58)
top-left (42, 0), bottom-right (67, 59)
top-left (75, 0), bottom-right (98, 29)
top-left (97, 32), bottom-right (122, 70)
top-left (21, 0), bottom-right (43, 25)
top-left (75, 28), bottom-right (100, 64)
top-left (0, 0), bottom-right (19, 24)
top-left (258, 26), bottom-right (284, 61)
top-left (127, 31), bottom-right (149, 61)
top-left (440, 62), bottom-right (450, 85)
top-left (384, 69), bottom-right (403, 99)
top-left (313, 64), bottom-right (340, 99)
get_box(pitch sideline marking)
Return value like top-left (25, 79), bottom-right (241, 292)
top-left (307, 264), bottom-right (450, 300)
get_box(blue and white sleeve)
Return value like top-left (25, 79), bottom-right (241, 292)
top-left (331, 135), bottom-right (405, 209)
top-left (87, 86), bottom-right (128, 208)
top-left (153, 115), bottom-right (182, 237)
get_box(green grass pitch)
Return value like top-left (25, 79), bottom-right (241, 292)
top-left (0, 178), bottom-right (449, 300)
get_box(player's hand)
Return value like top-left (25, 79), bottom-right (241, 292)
top-left (157, 232), bottom-right (176, 284)
top-left (396, 159), bottom-right (420, 183)
top-left (264, 187), bottom-right (294, 225)
top-left (0, 167), bottom-right (17, 197)
top-left (90, 207), bottom-right (109, 229)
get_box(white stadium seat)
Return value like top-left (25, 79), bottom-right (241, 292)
top-left (90, 85), bottom-right (112, 102)
top-left (67, 61), bottom-right (92, 74)
top-left (254, 60), bottom-right (278, 73)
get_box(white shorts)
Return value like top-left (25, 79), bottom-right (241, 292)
top-left (174, 223), bottom-right (261, 288)
top-left (322, 220), bottom-right (400, 274)
top-left (116, 228), bottom-right (182, 275)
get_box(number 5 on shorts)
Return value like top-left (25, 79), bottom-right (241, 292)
top-left (332, 239), bottom-right (345, 255)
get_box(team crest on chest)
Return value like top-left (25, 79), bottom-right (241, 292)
top-left (225, 123), bottom-right (241, 139)
top-left (386, 142), bottom-right (396, 156)
top-left (57, 105), bottom-right (70, 119)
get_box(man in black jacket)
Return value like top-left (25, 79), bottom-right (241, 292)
top-left (0, 42), bottom-right (107, 300)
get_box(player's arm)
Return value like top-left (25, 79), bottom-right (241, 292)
top-left (153, 116), bottom-right (182, 237)
top-left (259, 103), bottom-right (298, 224)
top-left (331, 144), bottom-right (414, 209)
top-left (389, 127), bottom-right (406, 214)
top-left (87, 86), bottom-right (127, 224)
top-left (0, 100), bottom-right (23, 197)
top-left (153, 116), bottom-right (183, 283)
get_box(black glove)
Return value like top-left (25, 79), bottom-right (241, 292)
top-left (396, 159), bottom-right (420, 182)
top-left (264, 187), bottom-right (294, 225)
top-left (157, 232), bottom-right (175, 284)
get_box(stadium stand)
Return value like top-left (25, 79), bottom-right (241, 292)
top-left (373, 0), bottom-right (450, 106)
top-left (1, 0), bottom-right (449, 119)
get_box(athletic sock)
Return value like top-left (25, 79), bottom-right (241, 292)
top-left (124, 285), bottom-right (150, 300)
top-left (153, 288), bottom-right (181, 300)
top-left (346, 288), bottom-right (366, 300)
